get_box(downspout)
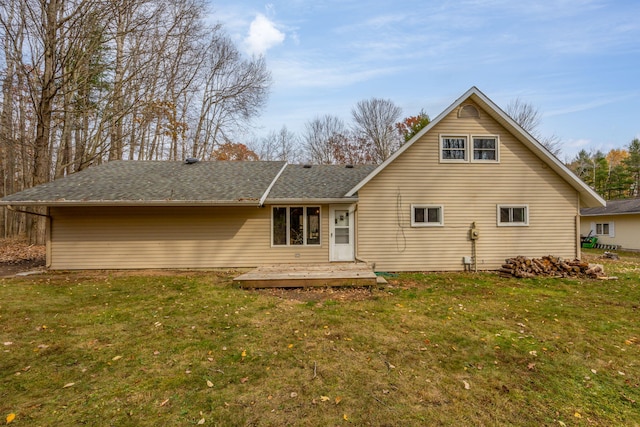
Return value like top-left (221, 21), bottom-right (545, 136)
top-left (6, 205), bottom-right (52, 218)
top-left (576, 193), bottom-right (581, 260)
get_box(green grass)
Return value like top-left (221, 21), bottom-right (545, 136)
top-left (1, 250), bottom-right (639, 426)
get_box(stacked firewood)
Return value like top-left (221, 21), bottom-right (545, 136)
top-left (499, 255), bottom-right (606, 279)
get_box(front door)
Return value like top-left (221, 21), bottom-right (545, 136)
top-left (330, 205), bottom-right (354, 262)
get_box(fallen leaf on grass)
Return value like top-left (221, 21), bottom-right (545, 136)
top-left (63, 382), bottom-right (75, 388)
top-left (240, 377), bottom-right (249, 383)
top-left (335, 396), bottom-right (342, 405)
top-left (527, 363), bottom-right (536, 371)
top-left (112, 355), bottom-right (122, 361)
top-left (206, 380), bottom-right (213, 388)
top-left (6, 413), bottom-right (16, 424)
top-left (160, 399), bottom-right (170, 407)
top-left (241, 350), bottom-right (247, 358)
top-left (320, 396), bottom-right (330, 402)
top-left (463, 380), bottom-right (470, 390)
top-left (197, 418), bottom-right (205, 425)
top-left (574, 412), bottom-right (582, 418)
top-left (343, 414), bottom-right (349, 421)
top-left (3, 342), bottom-right (13, 346)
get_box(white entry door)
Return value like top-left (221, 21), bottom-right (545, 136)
top-left (330, 205), bottom-right (354, 261)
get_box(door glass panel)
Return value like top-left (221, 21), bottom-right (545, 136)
top-left (335, 227), bottom-right (349, 244)
top-left (335, 210), bottom-right (349, 226)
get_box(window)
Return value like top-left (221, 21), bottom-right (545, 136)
top-left (473, 137), bottom-right (498, 161)
top-left (594, 222), bottom-right (614, 237)
top-left (441, 136), bottom-right (467, 161)
top-left (411, 205), bottom-right (444, 227)
top-left (440, 135), bottom-right (499, 162)
top-left (596, 223), bottom-right (609, 235)
top-left (272, 206), bottom-right (321, 246)
top-left (497, 205), bottom-right (528, 226)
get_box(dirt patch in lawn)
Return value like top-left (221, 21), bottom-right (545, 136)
top-left (252, 285), bottom-right (386, 303)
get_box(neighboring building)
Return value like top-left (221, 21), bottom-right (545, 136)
top-left (0, 87), bottom-right (605, 271)
top-left (580, 198), bottom-right (640, 251)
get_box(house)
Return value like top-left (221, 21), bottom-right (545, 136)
top-left (0, 87), bottom-right (605, 271)
top-left (580, 198), bottom-right (640, 251)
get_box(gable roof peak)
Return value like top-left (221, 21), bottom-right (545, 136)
top-left (345, 87), bottom-right (605, 208)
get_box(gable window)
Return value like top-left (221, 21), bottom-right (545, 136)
top-left (441, 135), bottom-right (499, 162)
top-left (441, 136), bottom-right (467, 161)
top-left (272, 206), bottom-right (321, 246)
top-left (497, 205), bottom-right (528, 226)
top-left (411, 205), bottom-right (444, 227)
top-left (473, 137), bottom-right (498, 161)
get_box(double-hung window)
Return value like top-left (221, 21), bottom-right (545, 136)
top-left (473, 137), bottom-right (498, 161)
top-left (411, 205), bottom-right (444, 227)
top-left (272, 206), bottom-right (321, 246)
top-left (497, 205), bottom-right (528, 226)
top-left (441, 136), bottom-right (467, 161)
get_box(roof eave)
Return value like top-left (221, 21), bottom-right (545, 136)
top-left (581, 211), bottom-right (640, 217)
top-left (0, 200), bottom-right (263, 207)
top-left (263, 197), bottom-right (359, 205)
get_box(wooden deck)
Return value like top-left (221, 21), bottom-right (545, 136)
top-left (233, 263), bottom-right (384, 288)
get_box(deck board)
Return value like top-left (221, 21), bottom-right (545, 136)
top-left (233, 263), bottom-right (381, 288)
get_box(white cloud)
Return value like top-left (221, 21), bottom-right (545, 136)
top-left (244, 13), bottom-right (285, 56)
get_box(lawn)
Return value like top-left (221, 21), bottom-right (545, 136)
top-left (1, 249), bottom-right (639, 426)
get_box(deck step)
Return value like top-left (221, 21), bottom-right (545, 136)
top-left (233, 263), bottom-right (379, 288)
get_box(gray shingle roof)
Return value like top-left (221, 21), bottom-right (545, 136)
top-left (267, 164), bottom-right (377, 200)
top-left (1, 161), bottom-right (286, 205)
top-left (581, 198), bottom-right (640, 216)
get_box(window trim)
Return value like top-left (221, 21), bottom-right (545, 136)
top-left (439, 134), bottom-right (500, 163)
top-left (271, 206), bottom-right (321, 247)
top-left (472, 135), bottom-right (499, 162)
top-left (411, 204), bottom-right (444, 227)
top-left (439, 135), bottom-right (468, 162)
top-left (497, 204), bottom-right (529, 227)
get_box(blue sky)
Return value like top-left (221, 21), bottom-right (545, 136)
top-left (212, 0), bottom-right (640, 161)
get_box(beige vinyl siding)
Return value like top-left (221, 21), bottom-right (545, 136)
top-left (356, 101), bottom-right (579, 271)
top-left (580, 214), bottom-right (640, 251)
top-left (49, 206), bottom-right (329, 269)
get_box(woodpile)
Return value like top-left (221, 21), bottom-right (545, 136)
top-left (499, 255), bottom-right (607, 279)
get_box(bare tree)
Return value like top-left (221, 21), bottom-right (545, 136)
top-left (191, 32), bottom-right (270, 160)
top-left (303, 115), bottom-right (346, 164)
top-left (256, 125), bottom-right (301, 163)
top-left (505, 98), bottom-right (562, 157)
top-left (0, 0), bottom-right (273, 241)
top-left (351, 97), bottom-right (402, 163)
top-left (302, 115), bottom-right (373, 165)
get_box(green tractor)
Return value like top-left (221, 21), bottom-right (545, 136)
top-left (581, 231), bottom-right (598, 249)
